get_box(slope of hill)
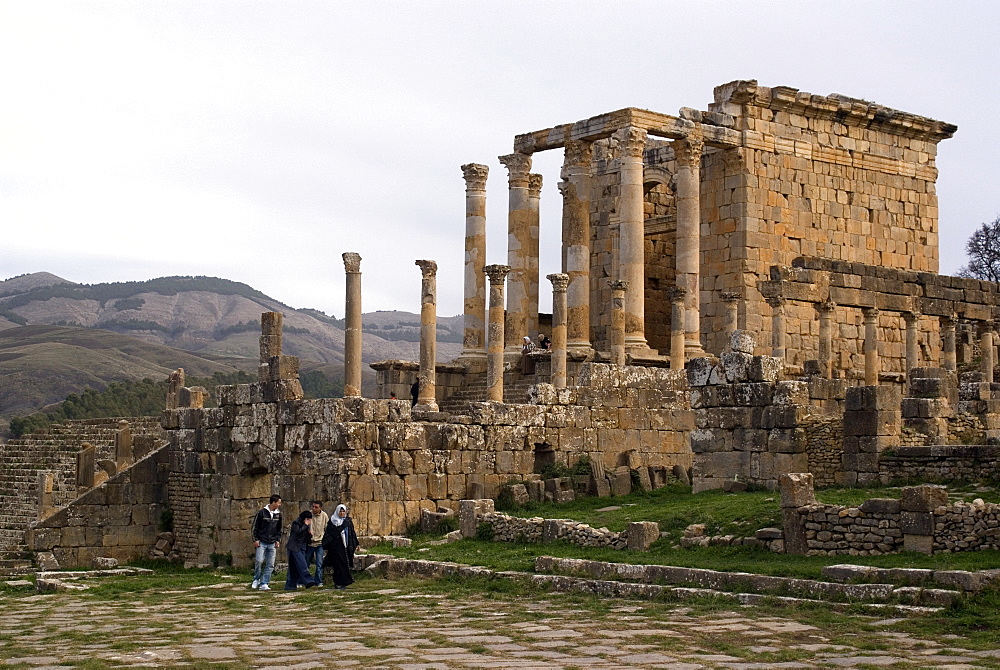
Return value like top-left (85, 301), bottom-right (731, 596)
top-left (0, 273), bottom-right (464, 421)
top-left (0, 273), bottom-right (463, 364)
top-left (0, 325), bottom-right (250, 418)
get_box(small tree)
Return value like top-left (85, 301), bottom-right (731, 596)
top-left (958, 216), bottom-right (1000, 282)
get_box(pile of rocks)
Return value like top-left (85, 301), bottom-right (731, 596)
top-left (481, 511), bottom-right (660, 551)
top-left (149, 531), bottom-right (179, 561)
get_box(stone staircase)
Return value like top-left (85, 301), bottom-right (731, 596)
top-left (0, 417), bottom-right (165, 568)
top-left (439, 373), bottom-right (538, 414)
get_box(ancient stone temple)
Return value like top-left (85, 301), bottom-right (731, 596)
top-left (16, 79), bottom-right (1000, 568)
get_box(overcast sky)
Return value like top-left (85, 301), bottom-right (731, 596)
top-left (2, 1), bottom-right (998, 318)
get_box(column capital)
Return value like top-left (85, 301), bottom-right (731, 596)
top-left (903, 310), bottom-right (921, 324)
top-left (608, 279), bottom-right (630, 292)
top-left (415, 259), bottom-right (437, 277)
top-left (816, 298), bottom-right (836, 314)
top-left (461, 163), bottom-right (489, 191)
top-left (668, 286), bottom-right (687, 303)
top-left (673, 132), bottom-right (705, 169)
top-left (484, 264), bottom-right (510, 284)
top-left (342, 252), bottom-right (362, 274)
top-left (499, 153), bottom-right (532, 187)
top-left (528, 173), bottom-right (543, 196)
top-left (547, 273), bottom-right (569, 292)
top-left (765, 296), bottom-right (786, 311)
top-left (614, 126), bottom-right (647, 159)
top-left (562, 139), bottom-right (593, 173)
top-left (862, 307), bottom-right (880, 320)
top-left (720, 291), bottom-right (741, 303)
top-left (940, 314), bottom-right (958, 327)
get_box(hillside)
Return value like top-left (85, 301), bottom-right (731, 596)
top-left (0, 273), bottom-right (464, 421)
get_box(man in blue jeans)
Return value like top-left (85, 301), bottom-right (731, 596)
top-left (250, 494), bottom-right (282, 591)
top-left (305, 501), bottom-right (329, 585)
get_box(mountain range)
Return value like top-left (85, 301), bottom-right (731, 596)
top-left (0, 272), bottom-right (463, 421)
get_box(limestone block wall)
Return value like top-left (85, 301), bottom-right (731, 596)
top-left (162, 363), bottom-right (693, 566)
top-left (879, 445), bottom-right (1000, 483)
top-left (802, 415), bottom-right (842, 487)
top-left (687, 350), bottom-right (813, 491)
top-left (27, 445), bottom-right (171, 567)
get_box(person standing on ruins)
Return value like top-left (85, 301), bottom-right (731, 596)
top-left (322, 503), bottom-right (358, 590)
top-left (284, 510), bottom-right (317, 590)
top-left (305, 500), bottom-right (329, 586)
top-left (521, 336), bottom-right (536, 374)
top-left (250, 494), bottom-right (282, 591)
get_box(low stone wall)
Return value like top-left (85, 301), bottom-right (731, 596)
top-left (798, 499), bottom-right (903, 556)
top-left (879, 445), bottom-right (1000, 483)
top-left (934, 499), bottom-right (1000, 552)
top-left (483, 512), bottom-right (623, 548)
top-left (27, 445), bottom-right (171, 568)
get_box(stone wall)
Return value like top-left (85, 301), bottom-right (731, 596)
top-left (803, 415), bottom-right (842, 487)
top-left (879, 445), bottom-right (1000, 483)
top-left (688, 332), bottom-right (813, 491)
top-left (162, 362), bottom-right (692, 566)
top-left (27, 445), bottom-right (171, 567)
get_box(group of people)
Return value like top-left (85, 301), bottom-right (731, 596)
top-left (249, 495), bottom-right (359, 591)
top-left (521, 333), bottom-right (551, 374)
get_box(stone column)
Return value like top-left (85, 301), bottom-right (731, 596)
top-left (560, 140), bottom-right (593, 353)
top-left (863, 307), bottom-right (880, 386)
top-left (674, 132), bottom-right (705, 357)
top-left (342, 252), bottom-right (363, 397)
top-left (499, 152), bottom-right (533, 351)
top-left (115, 419), bottom-right (132, 468)
top-left (981, 324), bottom-right (994, 384)
top-left (720, 291), bottom-right (740, 352)
top-left (526, 173), bottom-right (543, 341)
top-left (817, 299), bottom-right (836, 378)
top-left (941, 315), bottom-right (957, 371)
top-left (460, 163), bottom-right (489, 366)
top-left (608, 280), bottom-right (628, 367)
top-left (958, 319), bottom-right (973, 365)
top-left (903, 311), bottom-right (920, 380)
top-left (766, 296), bottom-right (786, 362)
top-left (484, 265), bottom-right (510, 402)
top-left (547, 273), bottom-right (569, 388)
top-left (415, 260), bottom-right (438, 411)
top-left (615, 126), bottom-right (649, 352)
top-left (669, 286), bottom-right (687, 371)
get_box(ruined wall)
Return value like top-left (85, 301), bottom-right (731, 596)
top-left (880, 445), bottom-right (1000, 483)
top-left (27, 445), bottom-right (171, 567)
top-left (163, 363), bottom-right (692, 566)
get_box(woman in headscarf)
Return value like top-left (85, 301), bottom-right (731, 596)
top-left (284, 510), bottom-right (317, 590)
top-left (521, 336), bottom-right (535, 374)
top-left (322, 504), bottom-right (358, 590)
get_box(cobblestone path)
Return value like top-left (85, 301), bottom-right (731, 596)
top-left (1, 574), bottom-right (998, 669)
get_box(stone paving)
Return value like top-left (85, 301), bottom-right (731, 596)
top-left (1, 574), bottom-right (998, 669)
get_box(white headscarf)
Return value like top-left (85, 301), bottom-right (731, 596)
top-left (330, 504), bottom-right (348, 527)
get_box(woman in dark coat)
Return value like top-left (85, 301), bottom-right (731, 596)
top-left (284, 510), bottom-right (316, 590)
top-left (322, 504), bottom-right (358, 590)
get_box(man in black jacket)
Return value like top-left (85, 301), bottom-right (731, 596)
top-left (250, 494), bottom-right (282, 590)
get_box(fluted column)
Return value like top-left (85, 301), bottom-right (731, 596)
top-left (720, 291), bottom-right (740, 352)
top-left (981, 324), bottom-right (995, 384)
top-left (903, 311), bottom-right (920, 379)
top-left (460, 163), bottom-right (488, 365)
top-left (560, 140), bottom-right (593, 352)
top-left (941, 315), bottom-right (957, 371)
top-left (499, 152), bottom-right (533, 351)
top-left (766, 296), bottom-right (786, 362)
top-left (863, 307), bottom-right (880, 386)
top-left (817, 299), bottom-right (835, 378)
top-left (615, 126), bottom-right (648, 352)
top-left (669, 286), bottom-right (686, 371)
top-left (342, 252), bottom-right (363, 397)
top-left (415, 260), bottom-right (439, 411)
top-left (547, 273), bottom-right (569, 389)
top-left (608, 280), bottom-right (628, 367)
top-left (484, 264), bottom-right (510, 402)
top-left (674, 132), bottom-right (705, 357)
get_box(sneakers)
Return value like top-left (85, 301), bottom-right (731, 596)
top-left (250, 579), bottom-right (259, 589)
top-left (258, 584), bottom-right (270, 591)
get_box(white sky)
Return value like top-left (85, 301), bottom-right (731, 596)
top-left (1, 1), bottom-right (998, 318)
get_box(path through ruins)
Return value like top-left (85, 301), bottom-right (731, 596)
top-left (1, 574), bottom-right (997, 669)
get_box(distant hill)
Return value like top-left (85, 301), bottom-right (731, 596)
top-left (0, 273), bottom-right (465, 422)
